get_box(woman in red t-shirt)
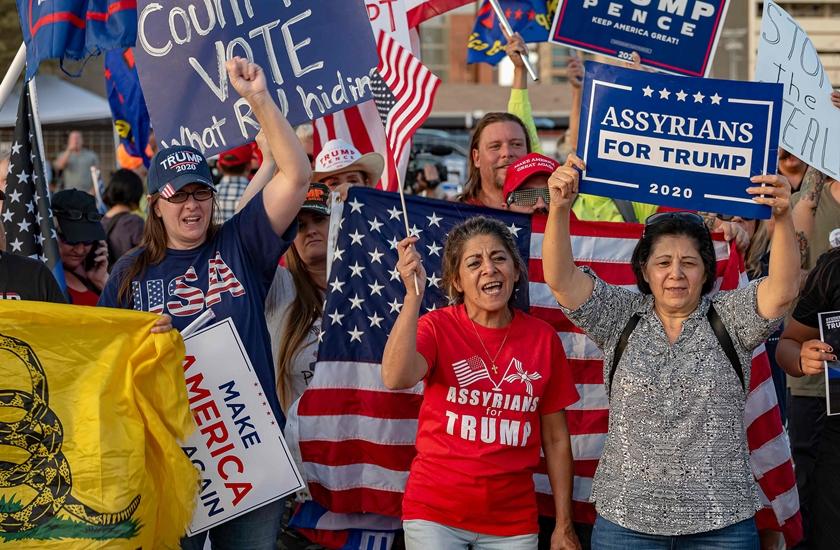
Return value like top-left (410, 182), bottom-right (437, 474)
top-left (382, 216), bottom-right (581, 550)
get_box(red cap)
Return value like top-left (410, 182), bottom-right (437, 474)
top-left (217, 143), bottom-right (254, 168)
top-left (502, 153), bottom-right (560, 198)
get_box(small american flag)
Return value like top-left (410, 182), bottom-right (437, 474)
top-left (372, 31), bottom-right (441, 177)
top-left (452, 356), bottom-right (492, 387)
top-left (160, 182), bottom-right (176, 199)
top-left (1, 83), bottom-right (64, 289)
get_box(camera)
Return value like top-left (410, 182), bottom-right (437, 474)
top-left (405, 144), bottom-right (452, 194)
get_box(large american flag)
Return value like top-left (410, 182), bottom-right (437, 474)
top-left (1, 83), bottom-right (64, 288)
top-left (372, 30), bottom-right (441, 177)
top-left (292, 188), bottom-right (802, 547)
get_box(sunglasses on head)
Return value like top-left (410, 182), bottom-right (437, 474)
top-left (162, 188), bottom-right (214, 203)
top-left (54, 208), bottom-right (103, 222)
top-left (506, 187), bottom-right (550, 207)
top-left (643, 211), bottom-right (706, 236)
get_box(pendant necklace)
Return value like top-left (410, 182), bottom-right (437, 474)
top-left (468, 314), bottom-right (513, 375)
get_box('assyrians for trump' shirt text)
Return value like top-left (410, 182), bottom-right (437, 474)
top-left (403, 304), bottom-right (579, 536)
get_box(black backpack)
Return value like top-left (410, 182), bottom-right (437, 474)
top-left (609, 304), bottom-right (745, 398)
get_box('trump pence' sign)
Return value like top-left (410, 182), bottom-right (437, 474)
top-left (578, 62), bottom-right (782, 219)
top-left (135, 0), bottom-right (379, 158)
top-left (755, 0), bottom-right (840, 180)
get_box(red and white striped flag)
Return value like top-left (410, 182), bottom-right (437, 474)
top-left (406, 0), bottom-right (474, 27)
top-left (292, 198), bottom-right (803, 547)
top-left (372, 30), bottom-right (441, 185)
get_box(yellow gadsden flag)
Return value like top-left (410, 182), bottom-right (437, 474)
top-left (0, 301), bottom-right (198, 548)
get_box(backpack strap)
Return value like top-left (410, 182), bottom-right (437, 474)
top-left (706, 304), bottom-right (745, 391)
top-left (609, 305), bottom-right (745, 397)
top-left (613, 199), bottom-right (638, 224)
top-left (609, 313), bottom-right (641, 397)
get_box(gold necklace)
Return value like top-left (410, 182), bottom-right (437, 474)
top-left (468, 313), bottom-right (513, 375)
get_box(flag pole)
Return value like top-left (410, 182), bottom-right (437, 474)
top-left (394, 170), bottom-right (421, 296)
top-left (0, 43), bottom-right (26, 112)
top-left (487, 0), bottom-right (539, 81)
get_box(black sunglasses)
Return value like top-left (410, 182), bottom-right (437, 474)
top-left (54, 208), bottom-right (103, 222)
top-left (506, 187), bottom-right (550, 207)
top-left (714, 213), bottom-right (753, 222)
top-left (643, 211), bottom-right (706, 236)
top-left (162, 188), bottom-right (215, 203)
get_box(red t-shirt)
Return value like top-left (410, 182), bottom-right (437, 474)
top-left (403, 304), bottom-right (579, 536)
top-left (67, 285), bottom-right (99, 306)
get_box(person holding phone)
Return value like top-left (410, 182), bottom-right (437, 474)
top-left (52, 189), bottom-right (109, 305)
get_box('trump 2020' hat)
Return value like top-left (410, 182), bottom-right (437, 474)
top-left (148, 145), bottom-right (215, 197)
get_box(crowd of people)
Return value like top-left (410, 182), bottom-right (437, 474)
top-left (1, 32), bottom-right (839, 550)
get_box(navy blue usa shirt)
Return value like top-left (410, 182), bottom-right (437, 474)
top-left (99, 191), bottom-right (295, 426)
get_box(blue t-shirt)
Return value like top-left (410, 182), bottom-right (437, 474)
top-left (98, 191), bottom-right (295, 425)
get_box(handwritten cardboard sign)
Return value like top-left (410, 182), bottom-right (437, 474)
top-left (755, 0), bottom-right (840, 180)
top-left (134, 0), bottom-right (379, 158)
top-left (182, 319), bottom-right (304, 534)
top-left (578, 61), bottom-right (782, 218)
top-left (550, 0), bottom-right (729, 76)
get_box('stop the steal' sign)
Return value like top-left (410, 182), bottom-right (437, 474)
top-left (550, 0), bottom-right (729, 77)
top-left (134, 0), bottom-right (379, 158)
top-left (755, 0), bottom-right (840, 181)
top-left (578, 61), bottom-right (783, 219)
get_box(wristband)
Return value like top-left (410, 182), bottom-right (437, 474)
top-left (798, 356), bottom-right (805, 375)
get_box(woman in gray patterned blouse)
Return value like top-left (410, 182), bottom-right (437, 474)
top-left (541, 154), bottom-right (800, 549)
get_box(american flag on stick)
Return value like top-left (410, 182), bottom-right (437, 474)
top-left (2, 83), bottom-right (64, 289)
top-left (371, 30), bottom-right (441, 186)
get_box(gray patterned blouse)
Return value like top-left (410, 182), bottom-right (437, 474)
top-left (560, 267), bottom-right (783, 535)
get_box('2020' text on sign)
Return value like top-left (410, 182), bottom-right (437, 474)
top-left (134, 0), bottom-right (379, 158)
top-left (577, 61), bottom-right (782, 219)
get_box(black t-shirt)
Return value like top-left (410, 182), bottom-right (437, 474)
top-left (0, 253), bottom-right (67, 303)
top-left (793, 249), bottom-right (840, 328)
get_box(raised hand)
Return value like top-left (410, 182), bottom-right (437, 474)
top-left (226, 56), bottom-right (267, 102)
top-left (747, 173), bottom-right (792, 218)
top-left (548, 154), bottom-right (585, 211)
top-left (505, 32), bottom-right (528, 69)
top-left (396, 237), bottom-right (426, 297)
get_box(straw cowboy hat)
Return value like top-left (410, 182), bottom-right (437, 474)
top-left (311, 139), bottom-right (385, 185)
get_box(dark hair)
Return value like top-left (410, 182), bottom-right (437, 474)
top-left (802, 247), bottom-right (840, 306)
top-left (104, 169), bottom-right (144, 209)
top-left (631, 217), bottom-right (717, 295)
top-left (441, 216), bottom-right (526, 306)
top-left (461, 113), bottom-right (531, 203)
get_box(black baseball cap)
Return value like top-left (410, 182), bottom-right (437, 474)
top-left (147, 145), bottom-right (215, 197)
top-left (301, 183), bottom-right (330, 216)
top-left (51, 190), bottom-right (106, 244)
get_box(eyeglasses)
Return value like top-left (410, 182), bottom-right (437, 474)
top-left (643, 211), bottom-right (706, 235)
top-left (506, 187), bottom-right (550, 207)
top-left (713, 213), bottom-right (752, 222)
top-left (162, 188), bottom-right (214, 203)
top-left (53, 208), bottom-right (103, 222)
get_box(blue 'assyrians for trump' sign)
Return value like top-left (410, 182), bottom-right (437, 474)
top-left (578, 62), bottom-right (783, 219)
top-left (134, 0), bottom-right (379, 158)
top-left (550, 0), bottom-right (729, 77)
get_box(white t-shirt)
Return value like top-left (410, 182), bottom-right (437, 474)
top-left (264, 267), bottom-right (321, 411)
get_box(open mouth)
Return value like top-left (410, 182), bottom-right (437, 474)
top-left (182, 216), bottom-right (201, 226)
top-left (481, 281), bottom-right (503, 296)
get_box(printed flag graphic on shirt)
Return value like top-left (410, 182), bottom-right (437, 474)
top-left (292, 190), bottom-right (803, 547)
top-left (16, 0), bottom-right (138, 80)
top-left (453, 356), bottom-right (492, 387)
top-left (406, 0), bottom-right (474, 27)
top-left (0, 301), bottom-right (197, 548)
top-left (105, 48), bottom-right (151, 167)
top-left (372, 31), bottom-right (441, 187)
top-left (1, 84), bottom-right (65, 291)
top-left (467, 1), bottom-right (556, 66)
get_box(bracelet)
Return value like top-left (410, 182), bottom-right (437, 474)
top-left (798, 356), bottom-right (805, 375)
